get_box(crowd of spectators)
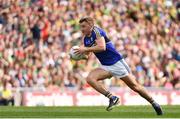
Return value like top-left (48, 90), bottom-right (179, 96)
top-left (0, 0), bottom-right (179, 99)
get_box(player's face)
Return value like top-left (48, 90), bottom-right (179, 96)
top-left (80, 22), bottom-right (92, 35)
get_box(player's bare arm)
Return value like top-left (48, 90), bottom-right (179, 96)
top-left (73, 35), bottom-right (91, 59)
top-left (75, 36), bottom-right (106, 54)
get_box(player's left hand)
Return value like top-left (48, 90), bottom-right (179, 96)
top-left (74, 46), bottom-right (87, 54)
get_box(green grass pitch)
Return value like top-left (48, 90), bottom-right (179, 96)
top-left (0, 105), bottom-right (180, 118)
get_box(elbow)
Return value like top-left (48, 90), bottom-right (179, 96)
top-left (99, 45), bottom-right (106, 51)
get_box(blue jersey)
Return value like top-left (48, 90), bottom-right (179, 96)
top-left (83, 26), bottom-right (123, 65)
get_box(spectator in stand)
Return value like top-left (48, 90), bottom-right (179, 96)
top-left (0, 0), bottom-right (179, 91)
top-left (0, 80), bottom-right (14, 106)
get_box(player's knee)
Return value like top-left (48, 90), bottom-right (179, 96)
top-left (86, 75), bottom-right (94, 84)
top-left (86, 75), bottom-right (97, 84)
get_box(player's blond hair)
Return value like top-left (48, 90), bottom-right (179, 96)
top-left (79, 16), bottom-right (94, 26)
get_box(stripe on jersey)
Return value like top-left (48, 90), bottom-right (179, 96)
top-left (93, 27), bottom-right (101, 38)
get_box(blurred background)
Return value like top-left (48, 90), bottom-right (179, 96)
top-left (0, 0), bottom-right (179, 106)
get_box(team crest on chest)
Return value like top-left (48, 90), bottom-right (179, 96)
top-left (85, 37), bottom-right (95, 47)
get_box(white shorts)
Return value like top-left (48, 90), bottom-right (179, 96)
top-left (101, 59), bottom-right (131, 78)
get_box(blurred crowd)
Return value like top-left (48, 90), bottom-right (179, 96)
top-left (0, 0), bottom-right (179, 99)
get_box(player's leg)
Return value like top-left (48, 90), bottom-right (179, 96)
top-left (120, 74), bottom-right (163, 115)
top-left (86, 68), bottom-right (112, 97)
top-left (121, 74), bottom-right (154, 103)
top-left (86, 68), bottom-right (119, 111)
top-left (106, 59), bottom-right (163, 115)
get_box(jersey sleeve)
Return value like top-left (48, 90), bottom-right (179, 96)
top-left (93, 27), bottom-right (106, 38)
